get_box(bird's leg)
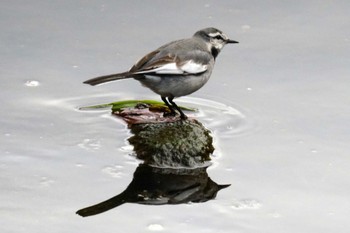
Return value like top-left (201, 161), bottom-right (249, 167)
top-left (161, 96), bottom-right (176, 117)
top-left (168, 97), bottom-right (187, 120)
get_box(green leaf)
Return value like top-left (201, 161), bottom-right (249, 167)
top-left (79, 100), bottom-right (196, 112)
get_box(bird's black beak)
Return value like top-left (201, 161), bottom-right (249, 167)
top-left (226, 39), bottom-right (239, 44)
top-left (218, 184), bottom-right (231, 190)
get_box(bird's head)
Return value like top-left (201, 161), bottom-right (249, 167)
top-left (194, 27), bottom-right (238, 58)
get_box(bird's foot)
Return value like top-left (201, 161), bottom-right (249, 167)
top-left (163, 111), bottom-right (187, 120)
top-left (163, 111), bottom-right (176, 117)
top-left (179, 113), bottom-right (188, 120)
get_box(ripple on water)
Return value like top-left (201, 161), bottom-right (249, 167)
top-left (101, 165), bottom-right (125, 178)
top-left (231, 199), bottom-right (262, 210)
top-left (25, 80), bottom-right (40, 87)
top-left (77, 138), bottom-right (101, 151)
top-left (48, 94), bottom-right (254, 138)
top-left (147, 223), bottom-right (164, 231)
top-left (178, 97), bottom-right (254, 138)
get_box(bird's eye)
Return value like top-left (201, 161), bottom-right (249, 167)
top-left (214, 35), bottom-right (223, 40)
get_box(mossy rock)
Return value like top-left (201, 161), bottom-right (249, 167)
top-left (129, 119), bottom-right (214, 167)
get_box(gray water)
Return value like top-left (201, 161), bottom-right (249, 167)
top-left (1, 1), bottom-right (350, 232)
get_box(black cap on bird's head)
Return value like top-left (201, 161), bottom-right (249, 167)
top-left (194, 27), bottom-right (239, 45)
top-left (194, 27), bottom-right (238, 58)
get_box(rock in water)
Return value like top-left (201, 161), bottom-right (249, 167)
top-left (128, 119), bottom-right (214, 167)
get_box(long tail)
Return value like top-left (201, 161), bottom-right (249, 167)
top-left (76, 193), bottom-right (127, 217)
top-left (83, 71), bottom-right (132, 86)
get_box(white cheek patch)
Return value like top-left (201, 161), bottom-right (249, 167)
top-left (214, 43), bottom-right (224, 50)
top-left (180, 60), bottom-right (208, 74)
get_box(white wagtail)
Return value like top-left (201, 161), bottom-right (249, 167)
top-left (84, 27), bottom-right (238, 119)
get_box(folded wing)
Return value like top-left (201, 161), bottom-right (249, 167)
top-left (130, 48), bottom-right (211, 76)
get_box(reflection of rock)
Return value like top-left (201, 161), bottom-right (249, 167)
top-left (129, 119), bottom-right (214, 167)
top-left (77, 103), bottom-right (231, 217)
top-left (76, 164), bottom-right (230, 217)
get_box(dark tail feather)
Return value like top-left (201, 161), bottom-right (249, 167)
top-left (83, 71), bottom-right (132, 86)
top-left (76, 194), bottom-right (127, 217)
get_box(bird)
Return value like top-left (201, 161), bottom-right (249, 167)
top-left (83, 27), bottom-right (238, 119)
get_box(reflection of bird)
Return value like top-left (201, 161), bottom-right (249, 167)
top-left (76, 165), bottom-right (230, 217)
top-left (83, 27), bottom-right (238, 119)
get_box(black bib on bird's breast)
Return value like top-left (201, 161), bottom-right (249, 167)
top-left (211, 47), bottom-right (219, 59)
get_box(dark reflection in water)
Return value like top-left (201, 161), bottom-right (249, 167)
top-left (77, 164), bottom-right (230, 217)
top-left (77, 104), bottom-right (231, 217)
